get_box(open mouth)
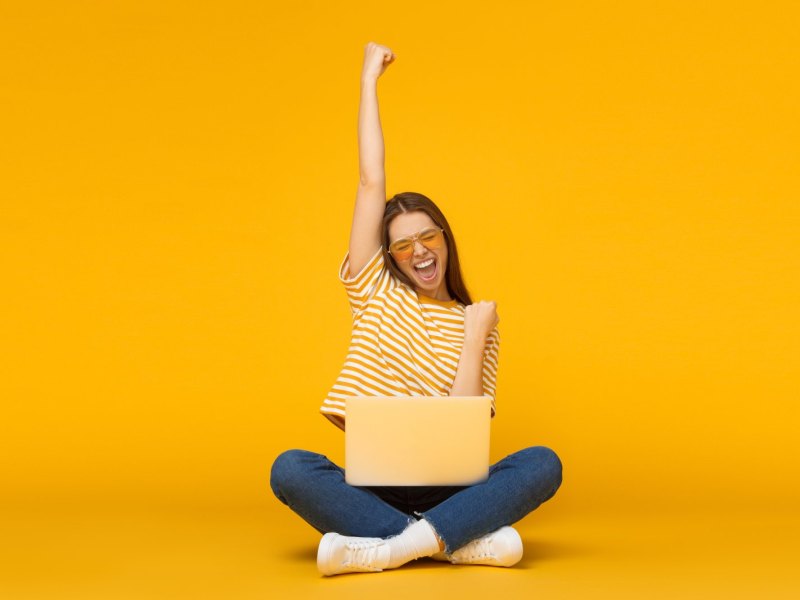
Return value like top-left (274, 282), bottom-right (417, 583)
top-left (413, 257), bottom-right (437, 282)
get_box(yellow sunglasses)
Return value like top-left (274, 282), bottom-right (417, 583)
top-left (388, 227), bottom-right (445, 261)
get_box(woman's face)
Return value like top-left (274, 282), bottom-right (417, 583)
top-left (387, 211), bottom-right (450, 301)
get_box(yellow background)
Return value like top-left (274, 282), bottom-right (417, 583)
top-left (1, 1), bottom-right (798, 598)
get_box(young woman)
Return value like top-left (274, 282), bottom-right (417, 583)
top-left (270, 42), bottom-right (563, 576)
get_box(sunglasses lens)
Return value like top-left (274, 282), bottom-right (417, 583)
top-left (420, 228), bottom-right (444, 247)
top-left (390, 239), bottom-right (414, 259)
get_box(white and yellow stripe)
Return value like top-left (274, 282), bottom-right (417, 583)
top-left (321, 246), bottom-right (499, 425)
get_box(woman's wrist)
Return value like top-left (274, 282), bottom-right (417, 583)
top-left (462, 334), bottom-right (487, 352)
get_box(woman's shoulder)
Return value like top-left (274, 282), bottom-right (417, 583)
top-left (365, 281), bottom-right (416, 311)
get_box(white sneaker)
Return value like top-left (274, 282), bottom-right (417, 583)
top-left (317, 532), bottom-right (391, 576)
top-left (430, 526), bottom-right (523, 567)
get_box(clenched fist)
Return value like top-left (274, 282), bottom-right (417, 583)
top-left (463, 300), bottom-right (499, 346)
top-left (361, 41), bottom-right (396, 82)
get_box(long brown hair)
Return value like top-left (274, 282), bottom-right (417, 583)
top-left (381, 192), bottom-right (473, 306)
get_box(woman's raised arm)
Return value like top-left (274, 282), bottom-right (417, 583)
top-left (348, 42), bottom-right (395, 276)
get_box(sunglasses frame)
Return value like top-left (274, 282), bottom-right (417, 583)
top-left (387, 226), bottom-right (446, 260)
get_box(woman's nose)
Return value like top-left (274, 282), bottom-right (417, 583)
top-left (412, 240), bottom-right (427, 254)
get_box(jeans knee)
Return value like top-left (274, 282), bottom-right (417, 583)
top-left (270, 449), bottom-right (314, 501)
top-left (521, 445), bottom-right (563, 493)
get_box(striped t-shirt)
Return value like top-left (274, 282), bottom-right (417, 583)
top-left (321, 245), bottom-right (499, 425)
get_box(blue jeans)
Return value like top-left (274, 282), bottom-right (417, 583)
top-left (270, 446), bottom-right (562, 553)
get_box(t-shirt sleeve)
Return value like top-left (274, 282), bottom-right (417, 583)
top-left (482, 327), bottom-right (500, 418)
top-left (338, 245), bottom-right (394, 319)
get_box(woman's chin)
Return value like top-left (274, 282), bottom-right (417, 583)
top-left (415, 277), bottom-right (443, 298)
top-left (412, 273), bottom-right (437, 293)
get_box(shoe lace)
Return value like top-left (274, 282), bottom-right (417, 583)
top-left (462, 534), bottom-right (496, 561)
top-left (342, 539), bottom-right (385, 572)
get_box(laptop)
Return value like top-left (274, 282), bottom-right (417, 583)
top-left (344, 396), bottom-right (492, 486)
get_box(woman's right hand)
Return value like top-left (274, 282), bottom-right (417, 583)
top-left (361, 42), bottom-right (396, 83)
top-left (463, 301), bottom-right (500, 346)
